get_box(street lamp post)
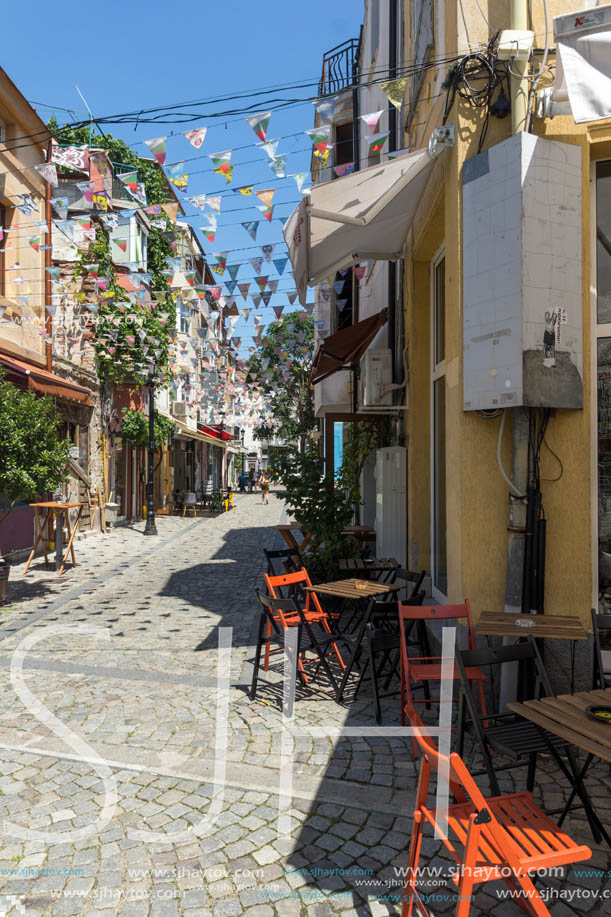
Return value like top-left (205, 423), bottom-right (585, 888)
top-left (144, 373), bottom-right (158, 536)
top-left (218, 412), bottom-right (225, 489)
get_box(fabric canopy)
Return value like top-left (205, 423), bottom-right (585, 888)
top-left (310, 308), bottom-right (389, 384)
top-left (0, 353), bottom-right (93, 406)
top-left (553, 7), bottom-right (611, 122)
top-left (173, 419), bottom-right (228, 448)
top-left (284, 148), bottom-right (433, 306)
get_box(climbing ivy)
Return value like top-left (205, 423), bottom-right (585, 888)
top-left (48, 117), bottom-right (176, 382)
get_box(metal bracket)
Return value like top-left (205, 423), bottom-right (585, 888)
top-left (428, 123), bottom-right (455, 159)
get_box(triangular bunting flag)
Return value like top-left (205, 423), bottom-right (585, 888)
top-left (313, 96), bottom-right (338, 124)
top-left (245, 112), bottom-right (271, 142)
top-left (258, 139), bottom-right (279, 160)
top-left (368, 132), bottom-right (390, 154)
top-left (260, 244), bottom-right (275, 262)
top-left (241, 221), bottom-right (259, 240)
top-left (249, 257), bottom-right (263, 274)
top-left (381, 78), bottom-right (407, 110)
top-left (234, 185), bottom-right (253, 196)
top-left (255, 276), bottom-right (268, 292)
top-left (334, 162), bottom-right (355, 178)
top-left (270, 155), bottom-right (287, 178)
top-left (226, 264), bottom-right (241, 281)
top-left (183, 128), bottom-right (207, 149)
top-left (287, 292), bottom-right (298, 305)
top-left (268, 279), bottom-right (279, 294)
top-left (305, 125), bottom-right (331, 153)
top-left (290, 173), bottom-right (308, 193)
top-left (272, 258), bottom-right (288, 275)
top-left (238, 282), bottom-right (251, 300)
top-left (255, 188), bottom-right (275, 208)
top-left (273, 305), bottom-right (284, 319)
top-left (209, 150), bottom-right (234, 183)
top-left (261, 291), bottom-right (273, 307)
top-left (257, 205), bottom-right (274, 222)
top-left (361, 110), bottom-right (384, 133)
top-left (213, 252), bottom-right (229, 272)
top-left (143, 136), bottom-right (167, 165)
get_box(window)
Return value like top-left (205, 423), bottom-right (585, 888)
top-left (595, 162), bottom-right (611, 602)
top-left (431, 252), bottom-right (447, 598)
top-left (334, 122), bottom-right (354, 171)
top-left (370, 0), bottom-right (380, 58)
top-left (0, 120), bottom-right (6, 144)
top-left (409, 0), bottom-right (434, 119)
top-left (335, 268), bottom-right (353, 331)
top-left (177, 298), bottom-right (190, 334)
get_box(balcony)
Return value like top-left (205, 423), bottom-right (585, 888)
top-left (318, 38), bottom-right (360, 97)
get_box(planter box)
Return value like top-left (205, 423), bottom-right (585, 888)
top-left (104, 503), bottom-right (120, 526)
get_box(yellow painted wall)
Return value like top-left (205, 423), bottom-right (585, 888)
top-left (401, 0), bottom-right (609, 625)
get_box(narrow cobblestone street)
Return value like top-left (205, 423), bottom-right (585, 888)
top-left (0, 495), bottom-right (609, 916)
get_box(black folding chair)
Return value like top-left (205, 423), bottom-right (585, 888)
top-left (337, 589), bottom-right (427, 722)
top-left (592, 608), bottom-right (611, 689)
top-left (263, 547), bottom-right (303, 578)
top-left (250, 590), bottom-right (341, 700)
top-left (395, 568), bottom-right (426, 601)
top-left (456, 640), bottom-right (592, 814)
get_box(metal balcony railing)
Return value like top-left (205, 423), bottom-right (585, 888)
top-left (318, 38), bottom-right (360, 97)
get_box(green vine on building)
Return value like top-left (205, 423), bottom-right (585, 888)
top-left (48, 118), bottom-right (177, 383)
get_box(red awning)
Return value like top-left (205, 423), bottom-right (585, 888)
top-left (198, 423), bottom-right (236, 441)
top-left (310, 308), bottom-right (389, 385)
top-left (0, 353), bottom-right (93, 407)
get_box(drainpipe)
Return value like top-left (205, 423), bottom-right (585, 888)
top-left (510, 0), bottom-right (529, 134)
top-left (45, 139), bottom-right (53, 371)
top-left (499, 0), bottom-right (531, 709)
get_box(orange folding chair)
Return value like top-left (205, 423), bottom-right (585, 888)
top-left (401, 705), bottom-right (591, 917)
top-left (264, 569), bottom-right (344, 675)
top-left (399, 601), bottom-right (487, 755)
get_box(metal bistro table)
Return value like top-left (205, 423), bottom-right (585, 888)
top-left (508, 687), bottom-right (611, 847)
top-left (305, 578), bottom-right (402, 703)
top-left (24, 502), bottom-right (85, 577)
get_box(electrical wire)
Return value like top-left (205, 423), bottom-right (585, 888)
top-left (497, 410), bottom-right (527, 498)
top-left (526, 0), bottom-right (551, 131)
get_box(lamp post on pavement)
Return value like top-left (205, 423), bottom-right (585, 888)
top-left (143, 372), bottom-right (158, 536)
top-left (218, 411), bottom-right (226, 489)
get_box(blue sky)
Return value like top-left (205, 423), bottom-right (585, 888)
top-left (3, 0), bottom-right (363, 358)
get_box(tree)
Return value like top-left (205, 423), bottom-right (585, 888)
top-left (246, 312), bottom-right (316, 450)
top-left (0, 371), bottom-right (69, 511)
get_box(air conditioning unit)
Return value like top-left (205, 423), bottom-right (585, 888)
top-left (375, 447), bottom-right (407, 565)
top-left (171, 401), bottom-right (189, 418)
top-left (360, 349), bottom-right (393, 408)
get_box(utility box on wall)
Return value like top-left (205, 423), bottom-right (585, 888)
top-left (462, 133), bottom-right (583, 411)
top-left (375, 447), bottom-right (407, 566)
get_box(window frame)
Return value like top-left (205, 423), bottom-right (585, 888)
top-left (430, 244), bottom-right (447, 601)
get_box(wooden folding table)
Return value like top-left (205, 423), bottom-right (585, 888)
top-left (275, 522), bottom-right (312, 554)
top-left (508, 687), bottom-right (611, 847)
top-left (24, 502), bottom-right (85, 576)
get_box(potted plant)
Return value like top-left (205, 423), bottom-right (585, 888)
top-left (0, 369), bottom-right (70, 600)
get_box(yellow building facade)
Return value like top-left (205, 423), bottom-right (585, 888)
top-left (402, 0), bottom-right (609, 627)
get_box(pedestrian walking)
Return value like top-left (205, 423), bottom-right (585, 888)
top-left (248, 470), bottom-right (255, 493)
top-left (260, 471), bottom-right (270, 505)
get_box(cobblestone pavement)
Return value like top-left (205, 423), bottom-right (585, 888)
top-left (0, 493), bottom-right (609, 916)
